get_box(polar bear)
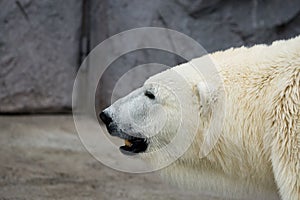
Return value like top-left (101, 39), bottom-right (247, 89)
top-left (100, 36), bottom-right (300, 200)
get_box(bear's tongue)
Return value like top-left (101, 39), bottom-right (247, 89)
top-left (124, 139), bottom-right (132, 147)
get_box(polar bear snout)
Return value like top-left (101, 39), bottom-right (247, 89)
top-left (99, 111), bottom-right (113, 125)
top-left (99, 108), bottom-right (149, 155)
top-left (99, 110), bottom-right (118, 136)
top-left (99, 110), bottom-right (119, 136)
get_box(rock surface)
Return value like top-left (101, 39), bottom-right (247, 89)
top-left (0, 0), bottom-right (81, 113)
top-left (1, 0), bottom-right (300, 112)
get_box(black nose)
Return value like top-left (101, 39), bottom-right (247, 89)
top-left (99, 111), bottom-right (113, 125)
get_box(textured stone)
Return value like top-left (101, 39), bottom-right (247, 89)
top-left (0, 0), bottom-right (81, 112)
top-left (1, 0), bottom-right (300, 113)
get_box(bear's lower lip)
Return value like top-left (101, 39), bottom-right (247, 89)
top-left (119, 138), bottom-right (148, 155)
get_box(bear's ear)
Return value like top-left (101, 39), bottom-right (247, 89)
top-left (196, 81), bottom-right (223, 158)
top-left (196, 81), bottom-right (217, 115)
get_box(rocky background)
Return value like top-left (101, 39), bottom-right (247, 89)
top-left (1, 0), bottom-right (300, 113)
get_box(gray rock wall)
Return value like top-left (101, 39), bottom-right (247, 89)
top-left (0, 0), bottom-right (81, 113)
top-left (0, 0), bottom-right (300, 113)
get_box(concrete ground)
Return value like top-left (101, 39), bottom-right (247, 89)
top-left (0, 115), bottom-right (219, 200)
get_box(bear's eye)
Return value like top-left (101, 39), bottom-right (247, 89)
top-left (144, 90), bottom-right (155, 100)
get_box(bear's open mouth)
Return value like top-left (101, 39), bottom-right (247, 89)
top-left (119, 137), bottom-right (148, 155)
top-left (104, 124), bottom-right (148, 155)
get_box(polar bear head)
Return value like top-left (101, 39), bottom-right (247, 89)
top-left (100, 81), bottom-right (181, 155)
top-left (100, 63), bottom-right (222, 157)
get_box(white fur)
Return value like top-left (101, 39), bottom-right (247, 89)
top-left (105, 36), bottom-right (300, 200)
